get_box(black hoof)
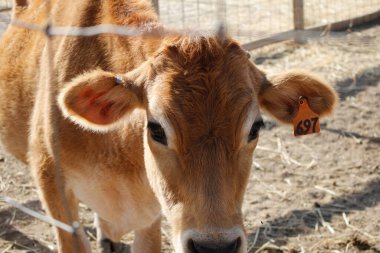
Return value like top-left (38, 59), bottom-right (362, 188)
top-left (98, 238), bottom-right (130, 253)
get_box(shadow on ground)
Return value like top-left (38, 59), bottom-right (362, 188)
top-left (0, 200), bottom-right (132, 253)
top-left (248, 178), bottom-right (380, 251)
top-left (323, 127), bottom-right (380, 144)
top-left (335, 65), bottom-right (380, 101)
top-left (0, 200), bottom-right (53, 252)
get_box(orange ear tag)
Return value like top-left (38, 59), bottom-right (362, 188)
top-left (293, 97), bottom-right (320, 136)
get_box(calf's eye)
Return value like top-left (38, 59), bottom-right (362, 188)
top-left (147, 121), bottom-right (167, 145)
top-left (248, 118), bottom-right (265, 142)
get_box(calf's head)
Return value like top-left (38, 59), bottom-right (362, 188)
top-left (58, 36), bottom-right (337, 253)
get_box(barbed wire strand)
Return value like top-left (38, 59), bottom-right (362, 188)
top-left (11, 18), bottom-right (170, 37)
top-left (10, 18), bottom-right (380, 50)
top-left (0, 195), bottom-right (75, 234)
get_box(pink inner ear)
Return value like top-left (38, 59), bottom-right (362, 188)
top-left (79, 88), bottom-right (93, 98)
top-left (100, 101), bottom-right (115, 118)
top-left (88, 91), bottom-right (106, 106)
top-left (71, 90), bottom-right (119, 125)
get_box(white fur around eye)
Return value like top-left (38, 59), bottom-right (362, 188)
top-left (241, 101), bottom-right (260, 145)
top-left (147, 94), bottom-right (175, 149)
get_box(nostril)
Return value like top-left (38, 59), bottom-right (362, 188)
top-left (187, 240), bottom-right (197, 253)
top-left (188, 237), bottom-right (241, 253)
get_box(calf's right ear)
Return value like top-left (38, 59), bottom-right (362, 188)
top-left (58, 69), bottom-right (144, 131)
top-left (258, 70), bottom-right (338, 123)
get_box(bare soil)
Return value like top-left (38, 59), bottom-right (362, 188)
top-left (1, 7), bottom-right (380, 253)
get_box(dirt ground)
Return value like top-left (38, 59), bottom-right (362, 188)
top-left (1, 6), bottom-right (380, 253)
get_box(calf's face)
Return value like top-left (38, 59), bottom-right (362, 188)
top-left (142, 39), bottom-right (262, 253)
top-left (58, 37), bottom-right (337, 253)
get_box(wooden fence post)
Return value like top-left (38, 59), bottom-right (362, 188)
top-left (152, 0), bottom-right (159, 15)
top-left (293, 0), bottom-right (304, 42)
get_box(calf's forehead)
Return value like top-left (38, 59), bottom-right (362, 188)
top-left (147, 51), bottom-right (259, 152)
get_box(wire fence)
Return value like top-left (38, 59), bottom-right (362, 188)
top-left (1, 1), bottom-right (380, 44)
top-left (156, 0), bottom-right (380, 47)
top-left (0, 0), bottom-right (10, 35)
top-left (0, 0), bottom-right (379, 252)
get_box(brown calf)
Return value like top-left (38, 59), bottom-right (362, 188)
top-left (0, 0), bottom-right (337, 252)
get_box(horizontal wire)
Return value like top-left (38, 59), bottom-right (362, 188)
top-left (0, 195), bottom-right (77, 234)
top-left (10, 18), bottom-right (379, 50)
top-left (10, 18), bottom-right (221, 38)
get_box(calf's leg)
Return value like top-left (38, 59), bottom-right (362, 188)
top-left (95, 215), bottom-right (161, 253)
top-left (132, 217), bottom-right (161, 253)
top-left (29, 151), bottom-right (91, 253)
top-left (95, 214), bottom-right (130, 253)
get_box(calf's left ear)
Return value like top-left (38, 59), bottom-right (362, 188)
top-left (58, 69), bottom-right (144, 131)
top-left (258, 70), bottom-right (338, 123)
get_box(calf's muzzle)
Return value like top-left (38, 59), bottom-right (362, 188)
top-left (187, 237), bottom-right (241, 253)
